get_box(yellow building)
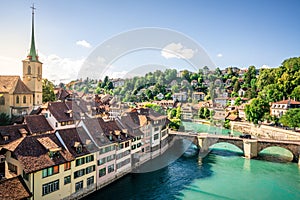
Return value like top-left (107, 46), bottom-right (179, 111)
top-left (0, 76), bottom-right (33, 116)
top-left (0, 5), bottom-right (42, 117)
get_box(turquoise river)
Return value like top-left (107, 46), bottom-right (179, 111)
top-left (86, 122), bottom-right (300, 200)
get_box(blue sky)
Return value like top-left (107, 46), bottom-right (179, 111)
top-left (0, 0), bottom-right (299, 83)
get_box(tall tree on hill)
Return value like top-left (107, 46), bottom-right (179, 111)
top-left (245, 98), bottom-right (270, 124)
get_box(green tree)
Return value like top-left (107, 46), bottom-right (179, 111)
top-left (279, 108), bottom-right (300, 129)
top-left (290, 85), bottom-right (300, 101)
top-left (245, 98), bottom-right (270, 124)
top-left (198, 107), bottom-right (205, 119)
top-left (101, 76), bottom-right (109, 88)
top-left (176, 106), bottom-right (181, 119)
top-left (203, 108), bottom-right (210, 119)
top-left (42, 79), bottom-right (56, 103)
top-left (169, 118), bottom-right (181, 130)
top-left (234, 97), bottom-right (242, 106)
top-left (258, 84), bottom-right (283, 103)
top-left (144, 103), bottom-right (165, 115)
top-left (0, 113), bottom-right (11, 126)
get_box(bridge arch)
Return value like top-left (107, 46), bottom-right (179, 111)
top-left (258, 144), bottom-right (298, 162)
top-left (209, 142), bottom-right (244, 154)
top-left (258, 146), bottom-right (294, 161)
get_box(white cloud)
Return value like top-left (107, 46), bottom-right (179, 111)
top-left (76, 40), bottom-right (92, 48)
top-left (39, 53), bottom-right (84, 84)
top-left (217, 53), bottom-right (223, 57)
top-left (161, 43), bottom-right (195, 59)
top-left (261, 64), bottom-right (270, 69)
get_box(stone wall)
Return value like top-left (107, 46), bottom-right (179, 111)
top-left (231, 122), bottom-right (300, 140)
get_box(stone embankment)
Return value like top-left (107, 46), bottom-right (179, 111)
top-left (231, 121), bottom-right (300, 140)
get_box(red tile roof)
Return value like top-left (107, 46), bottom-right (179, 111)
top-left (0, 76), bottom-right (32, 94)
top-left (48, 102), bottom-right (74, 122)
top-left (0, 124), bottom-right (29, 145)
top-left (273, 99), bottom-right (300, 105)
top-left (0, 175), bottom-right (32, 200)
top-left (24, 115), bottom-right (53, 134)
top-left (57, 127), bottom-right (98, 157)
top-left (2, 134), bottom-right (74, 173)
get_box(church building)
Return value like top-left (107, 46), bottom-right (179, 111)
top-left (0, 6), bottom-right (43, 117)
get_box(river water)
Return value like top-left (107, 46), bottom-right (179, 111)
top-left (86, 123), bottom-right (300, 200)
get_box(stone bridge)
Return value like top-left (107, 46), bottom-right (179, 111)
top-left (169, 131), bottom-right (300, 165)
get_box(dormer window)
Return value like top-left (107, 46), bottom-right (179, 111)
top-left (65, 110), bottom-right (73, 118)
top-left (48, 150), bottom-right (61, 159)
top-left (74, 142), bottom-right (82, 154)
top-left (3, 136), bottom-right (9, 141)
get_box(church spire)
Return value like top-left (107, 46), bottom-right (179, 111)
top-left (28, 4), bottom-right (38, 61)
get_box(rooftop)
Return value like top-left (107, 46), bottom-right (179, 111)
top-left (24, 115), bottom-right (53, 134)
top-left (0, 175), bottom-right (32, 200)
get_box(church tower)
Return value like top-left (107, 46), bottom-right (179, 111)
top-left (22, 5), bottom-right (43, 106)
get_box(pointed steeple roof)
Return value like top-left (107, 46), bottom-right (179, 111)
top-left (28, 4), bottom-right (38, 62)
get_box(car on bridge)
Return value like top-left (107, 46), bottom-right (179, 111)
top-left (239, 134), bottom-right (251, 139)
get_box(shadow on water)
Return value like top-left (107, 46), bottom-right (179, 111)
top-left (85, 140), bottom-right (218, 200)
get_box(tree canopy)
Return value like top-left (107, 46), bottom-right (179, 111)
top-left (42, 79), bottom-right (56, 103)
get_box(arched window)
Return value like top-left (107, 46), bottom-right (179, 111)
top-left (23, 96), bottom-right (26, 104)
top-left (16, 96), bottom-right (20, 104)
top-left (38, 66), bottom-right (41, 75)
top-left (28, 66), bottom-right (31, 74)
top-left (0, 96), bottom-right (5, 105)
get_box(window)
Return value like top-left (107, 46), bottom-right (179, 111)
top-left (97, 157), bottom-right (106, 166)
top-left (42, 180), bottom-right (59, 196)
top-left (154, 127), bottom-right (159, 132)
top-left (137, 143), bottom-right (142, 148)
top-left (61, 122), bottom-right (66, 126)
top-left (76, 145), bottom-right (83, 154)
top-left (42, 166), bottom-right (59, 178)
top-left (86, 165), bottom-right (95, 174)
top-left (27, 66), bottom-right (31, 74)
top-left (75, 181), bottom-right (83, 192)
top-left (0, 96), bottom-right (5, 105)
top-left (23, 170), bottom-right (29, 181)
top-left (64, 162), bottom-right (71, 171)
top-left (86, 155), bottom-right (94, 163)
top-left (87, 176), bottom-right (94, 187)
top-left (119, 143), bottom-right (124, 149)
top-left (38, 66), bottom-right (41, 75)
top-left (8, 163), bottom-right (17, 174)
top-left (55, 122), bottom-right (58, 128)
top-left (125, 142), bottom-right (129, 148)
top-left (99, 145), bottom-right (115, 154)
top-left (154, 133), bottom-right (159, 140)
top-left (23, 96), bottom-right (26, 103)
top-left (76, 157), bottom-right (85, 166)
top-left (108, 164), bottom-right (114, 173)
top-left (132, 145), bottom-right (136, 150)
top-left (16, 96), bottom-right (20, 104)
top-left (99, 168), bottom-right (106, 177)
top-left (74, 169), bottom-right (85, 179)
top-left (64, 175), bottom-right (71, 185)
top-left (106, 154), bottom-right (115, 162)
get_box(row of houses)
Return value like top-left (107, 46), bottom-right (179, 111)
top-left (0, 102), bottom-right (169, 200)
top-left (179, 98), bottom-right (300, 122)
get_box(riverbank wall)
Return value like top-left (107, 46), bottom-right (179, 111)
top-left (231, 121), bottom-right (300, 140)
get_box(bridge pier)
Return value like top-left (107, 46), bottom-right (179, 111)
top-left (243, 140), bottom-right (258, 159)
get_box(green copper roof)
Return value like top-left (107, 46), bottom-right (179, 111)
top-left (28, 7), bottom-right (38, 61)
